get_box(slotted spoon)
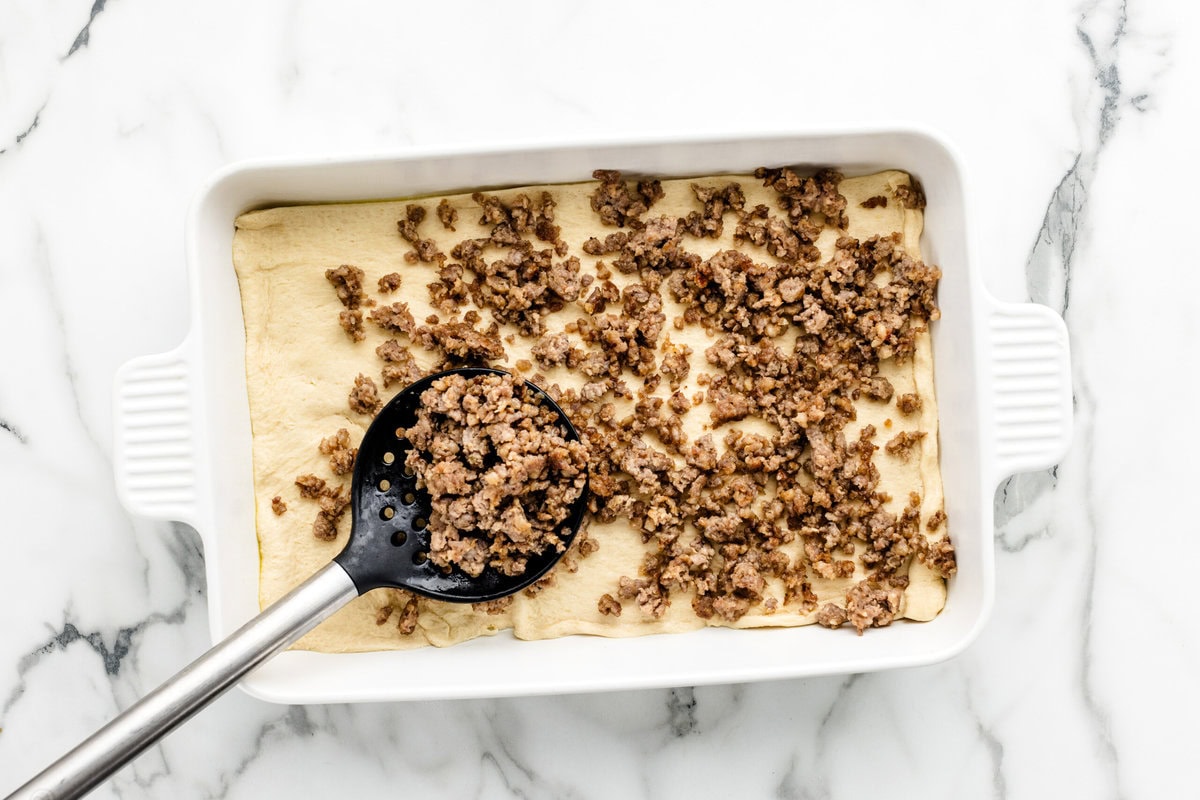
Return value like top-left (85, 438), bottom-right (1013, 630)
top-left (9, 367), bottom-right (587, 800)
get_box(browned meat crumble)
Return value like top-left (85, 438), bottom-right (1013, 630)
top-left (271, 496), bottom-right (287, 515)
top-left (681, 182), bottom-right (745, 239)
top-left (378, 272), bottom-right (403, 293)
top-left (598, 593), bottom-right (622, 617)
top-left (294, 473), bottom-right (326, 498)
top-left (376, 593), bottom-right (420, 633)
top-left (436, 198), bottom-right (458, 231)
top-left (298, 167), bottom-right (952, 637)
top-left (896, 392), bottom-right (923, 415)
top-left (754, 166), bottom-right (848, 241)
top-left (311, 483), bottom-right (350, 541)
top-left (338, 309), bottom-right (365, 342)
top-left (376, 339), bottom-right (422, 388)
top-left (472, 190), bottom-right (563, 248)
top-left (885, 430), bottom-right (927, 460)
top-left (348, 373), bottom-right (383, 415)
top-left (398, 204), bottom-right (446, 266)
top-left (917, 533), bottom-right (957, 577)
top-left (473, 596), bottom-right (515, 615)
top-left (733, 203), bottom-right (812, 262)
top-left (318, 428), bottom-right (357, 475)
top-left (325, 265), bottom-right (370, 309)
top-left (590, 169), bottom-right (665, 228)
top-left (893, 182), bottom-right (927, 209)
top-left (400, 372), bottom-right (589, 578)
top-left (413, 318), bottom-right (507, 363)
top-left (326, 265), bottom-right (373, 341)
top-left (369, 302), bottom-right (417, 335)
top-left (860, 195), bottom-right (888, 209)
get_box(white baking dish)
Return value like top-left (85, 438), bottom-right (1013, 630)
top-left (112, 130), bottom-right (1072, 703)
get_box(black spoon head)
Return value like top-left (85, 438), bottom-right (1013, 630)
top-left (332, 367), bottom-right (589, 603)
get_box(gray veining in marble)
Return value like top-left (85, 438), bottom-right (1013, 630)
top-left (2, 0), bottom-right (1197, 797)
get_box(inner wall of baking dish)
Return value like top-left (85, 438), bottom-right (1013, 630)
top-left (190, 132), bottom-right (988, 700)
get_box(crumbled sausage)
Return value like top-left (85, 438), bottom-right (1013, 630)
top-left (471, 190), bottom-right (561, 246)
top-left (375, 592), bottom-right (420, 634)
top-left (428, 196), bottom-right (578, 336)
top-left (294, 474), bottom-right (326, 498)
top-left (582, 231), bottom-right (629, 255)
top-left (436, 198), bottom-right (458, 231)
top-left (598, 594), bottom-right (622, 617)
top-left (894, 181), bottom-right (926, 209)
top-left (897, 393), bottom-right (923, 415)
top-left (375, 339), bottom-right (422, 388)
top-left (590, 170), bottom-right (664, 227)
top-left (531, 332), bottom-right (574, 368)
top-left (885, 430), bottom-right (927, 460)
top-left (369, 302), bottom-right (417, 336)
top-left (311, 483), bottom-right (350, 541)
top-left (575, 281), bottom-right (665, 378)
top-left (452, 248), bottom-right (582, 337)
top-left (395, 595), bottom-right (419, 633)
top-left (580, 278), bottom-right (621, 315)
top-left (754, 166), bottom-right (848, 241)
top-left (667, 391), bottom-right (691, 415)
top-left (472, 596), bottom-right (515, 615)
top-left (302, 168), bottom-right (951, 633)
top-left (680, 182), bottom-right (745, 239)
top-left (863, 376), bottom-right (894, 402)
top-left (659, 338), bottom-right (692, 391)
top-left (860, 195), bottom-right (888, 209)
top-left (378, 273), bottom-right (403, 293)
top-left (610, 215), bottom-right (700, 277)
top-left (413, 318), bottom-right (506, 363)
top-left (325, 265), bottom-right (369, 309)
top-left (401, 373), bottom-right (589, 578)
top-left (271, 496), bottom-right (287, 515)
top-left (917, 533), bottom-right (957, 576)
top-left (318, 428), bottom-right (357, 475)
top-left (338, 309), bottom-right (365, 342)
top-left (733, 204), bottom-right (812, 262)
top-left (816, 603), bottom-right (848, 629)
top-left (843, 578), bottom-right (906, 634)
top-left (398, 204), bottom-right (446, 266)
top-left (348, 373), bottom-right (383, 415)
top-left (617, 575), bottom-right (669, 619)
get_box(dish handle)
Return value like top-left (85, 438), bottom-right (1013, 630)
top-left (112, 339), bottom-right (200, 528)
top-left (985, 299), bottom-right (1074, 484)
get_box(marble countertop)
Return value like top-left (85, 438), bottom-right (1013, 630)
top-left (2, 0), bottom-right (1195, 797)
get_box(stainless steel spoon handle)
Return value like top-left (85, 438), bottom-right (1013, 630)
top-left (7, 562), bottom-right (359, 800)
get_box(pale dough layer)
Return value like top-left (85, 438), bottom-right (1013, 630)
top-left (233, 170), bottom-right (948, 652)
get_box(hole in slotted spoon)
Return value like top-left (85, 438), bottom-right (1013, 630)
top-left (380, 507), bottom-right (395, 520)
top-left (391, 531), bottom-right (407, 547)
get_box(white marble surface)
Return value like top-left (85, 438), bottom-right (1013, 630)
top-left (1, 0), bottom-right (1196, 797)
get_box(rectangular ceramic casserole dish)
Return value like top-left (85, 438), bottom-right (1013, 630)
top-left (111, 130), bottom-right (1072, 703)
